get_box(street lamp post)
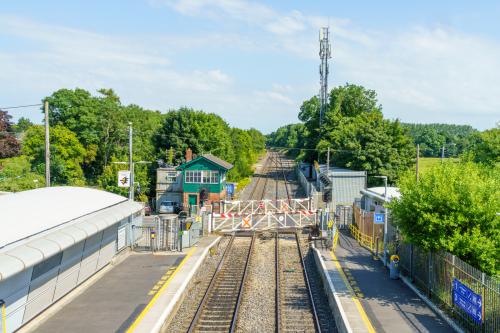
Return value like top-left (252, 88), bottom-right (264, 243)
top-left (374, 175), bottom-right (388, 266)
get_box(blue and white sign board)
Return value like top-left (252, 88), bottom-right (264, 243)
top-left (226, 183), bottom-right (235, 195)
top-left (374, 213), bottom-right (385, 224)
top-left (452, 278), bottom-right (482, 324)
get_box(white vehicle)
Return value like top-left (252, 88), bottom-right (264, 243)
top-left (159, 201), bottom-right (178, 214)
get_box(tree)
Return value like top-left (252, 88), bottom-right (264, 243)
top-left (14, 117), bottom-right (33, 134)
top-left (402, 123), bottom-right (477, 157)
top-left (474, 126), bottom-right (500, 165)
top-left (23, 125), bottom-right (86, 185)
top-left (0, 109), bottom-right (21, 158)
top-left (154, 107), bottom-right (235, 164)
top-left (297, 84), bottom-right (415, 184)
top-left (389, 161), bottom-right (500, 276)
top-left (0, 156), bottom-right (45, 192)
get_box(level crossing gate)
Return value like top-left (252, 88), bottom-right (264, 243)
top-left (212, 210), bottom-right (317, 232)
top-left (222, 198), bottom-right (314, 215)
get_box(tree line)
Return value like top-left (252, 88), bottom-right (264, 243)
top-left (267, 83), bottom-right (499, 275)
top-left (0, 88), bottom-right (265, 200)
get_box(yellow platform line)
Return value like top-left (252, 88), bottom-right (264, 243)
top-left (331, 249), bottom-right (376, 333)
top-left (126, 247), bottom-right (197, 333)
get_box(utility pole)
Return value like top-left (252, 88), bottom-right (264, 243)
top-left (318, 27), bottom-right (332, 163)
top-left (128, 122), bottom-right (134, 200)
top-left (416, 144), bottom-right (420, 183)
top-left (44, 101), bottom-right (50, 187)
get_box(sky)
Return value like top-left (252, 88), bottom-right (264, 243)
top-left (1, 0), bottom-right (499, 133)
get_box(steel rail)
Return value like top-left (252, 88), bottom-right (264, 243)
top-left (229, 232), bottom-right (256, 332)
top-left (249, 152), bottom-right (271, 200)
top-left (275, 231), bottom-right (281, 333)
top-left (295, 233), bottom-right (322, 333)
top-left (187, 235), bottom-right (236, 333)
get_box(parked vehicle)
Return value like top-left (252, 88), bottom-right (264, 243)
top-left (159, 201), bottom-right (182, 214)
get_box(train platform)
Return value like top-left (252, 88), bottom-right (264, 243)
top-left (126, 235), bottom-right (221, 333)
top-left (320, 229), bottom-right (454, 333)
top-left (22, 252), bottom-right (186, 333)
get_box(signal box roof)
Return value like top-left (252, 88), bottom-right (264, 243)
top-left (176, 154), bottom-right (233, 171)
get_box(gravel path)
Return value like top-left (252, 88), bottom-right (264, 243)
top-left (236, 232), bottom-right (276, 333)
top-left (163, 236), bottom-right (231, 333)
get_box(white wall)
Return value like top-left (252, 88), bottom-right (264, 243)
top-left (0, 219), bottom-right (128, 333)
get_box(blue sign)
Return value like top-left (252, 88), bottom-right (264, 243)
top-left (226, 183), bottom-right (235, 195)
top-left (374, 213), bottom-right (385, 224)
top-left (452, 278), bottom-right (482, 324)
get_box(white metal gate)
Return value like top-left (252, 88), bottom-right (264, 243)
top-left (222, 198), bottom-right (313, 215)
top-left (213, 211), bottom-right (317, 232)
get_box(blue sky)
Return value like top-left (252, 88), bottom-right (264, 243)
top-left (1, 1), bottom-right (499, 132)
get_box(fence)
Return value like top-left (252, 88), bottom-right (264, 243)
top-left (132, 215), bottom-right (203, 252)
top-left (352, 204), bottom-right (500, 333)
top-left (398, 244), bottom-right (500, 333)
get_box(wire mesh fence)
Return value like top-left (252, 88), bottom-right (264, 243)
top-left (398, 244), bottom-right (500, 333)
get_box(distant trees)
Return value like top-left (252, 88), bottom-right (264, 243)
top-left (0, 110), bottom-right (21, 158)
top-left (154, 107), bottom-right (265, 182)
top-left (389, 161), bottom-right (500, 276)
top-left (273, 84), bottom-right (415, 184)
top-left (402, 123), bottom-right (477, 157)
top-left (473, 126), bottom-right (499, 166)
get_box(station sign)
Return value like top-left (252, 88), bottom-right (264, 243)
top-left (226, 183), bottom-right (235, 195)
top-left (452, 278), bottom-right (482, 324)
top-left (374, 213), bottom-right (385, 224)
top-left (117, 170), bottom-right (131, 187)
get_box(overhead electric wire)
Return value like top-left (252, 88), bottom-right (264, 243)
top-left (0, 103), bottom-right (42, 110)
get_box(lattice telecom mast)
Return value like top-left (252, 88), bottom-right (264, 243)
top-left (319, 27), bottom-right (332, 127)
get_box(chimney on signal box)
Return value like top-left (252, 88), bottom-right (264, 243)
top-left (185, 148), bottom-right (193, 162)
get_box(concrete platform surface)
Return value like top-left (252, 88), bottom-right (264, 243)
top-left (128, 235), bottom-right (222, 333)
top-left (335, 229), bottom-right (454, 333)
top-left (32, 252), bottom-right (184, 333)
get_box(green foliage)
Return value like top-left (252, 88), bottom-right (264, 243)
top-left (266, 123), bottom-right (308, 158)
top-left (0, 156), bottom-right (45, 191)
top-left (22, 125), bottom-right (86, 185)
top-left (389, 161), bottom-right (500, 276)
top-left (402, 123), bottom-right (478, 157)
top-left (14, 117), bottom-right (33, 134)
top-left (296, 84), bottom-right (415, 184)
top-left (473, 126), bottom-right (500, 165)
top-left (155, 107), bottom-right (235, 163)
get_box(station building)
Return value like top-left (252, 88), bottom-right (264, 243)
top-left (156, 149), bottom-right (233, 210)
top-left (0, 186), bottom-right (142, 333)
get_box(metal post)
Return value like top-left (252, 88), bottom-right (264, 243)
top-left (44, 101), bottom-right (50, 187)
top-left (128, 122), bottom-right (134, 200)
top-left (441, 145), bottom-right (445, 161)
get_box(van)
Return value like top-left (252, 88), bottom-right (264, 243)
top-left (159, 201), bottom-right (178, 214)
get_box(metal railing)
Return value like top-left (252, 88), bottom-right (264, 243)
top-left (352, 203), bottom-right (500, 333)
top-left (399, 244), bottom-right (500, 333)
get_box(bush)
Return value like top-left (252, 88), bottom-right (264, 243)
top-left (389, 161), bottom-right (500, 276)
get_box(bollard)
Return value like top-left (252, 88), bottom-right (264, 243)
top-left (389, 255), bottom-right (400, 279)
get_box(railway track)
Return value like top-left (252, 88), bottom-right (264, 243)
top-left (248, 154), bottom-right (272, 200)
top-left (187, 234), bottom-right (255, 333)
top-left (276, 232), bottom-right (321, 332)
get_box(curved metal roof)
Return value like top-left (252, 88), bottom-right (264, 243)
top-left (0, 187), bottom-right (143, 282)
top-left (0, 186), bottom-right (134, 250)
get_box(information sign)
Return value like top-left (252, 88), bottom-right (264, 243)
top-left (374, 213), bottom-right (385, 224)
top-left (117, 170), bottom-right (131, 187)
top-left (452, 278), bottom-right (482, 324)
